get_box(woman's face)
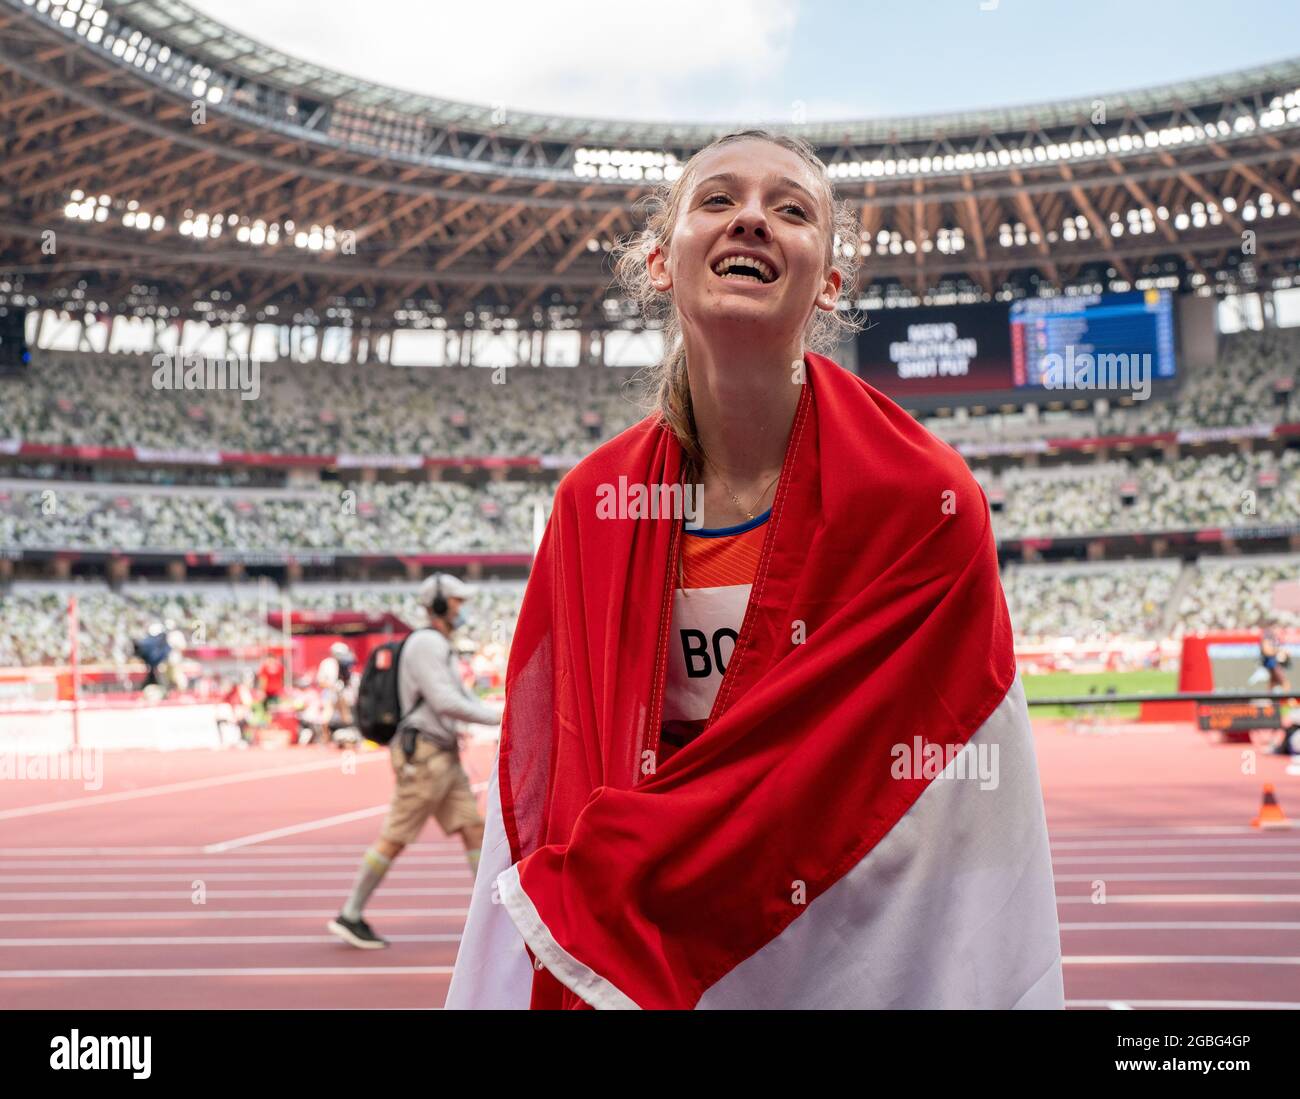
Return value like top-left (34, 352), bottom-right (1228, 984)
top-left (649, 139), bottom-right (841, 347)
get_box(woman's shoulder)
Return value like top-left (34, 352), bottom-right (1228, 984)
top-left (810, 352), bottom-right (977, 485)
top-left (808, 353), bottom-right (990, 553)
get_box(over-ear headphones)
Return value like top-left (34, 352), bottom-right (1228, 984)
top-left (430, 574), bottom-right (448, 617)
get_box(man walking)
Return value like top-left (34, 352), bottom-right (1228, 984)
top-left (329, 574), bottom-right (502, 949)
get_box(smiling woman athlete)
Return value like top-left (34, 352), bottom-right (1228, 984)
top-left (447, 130), bottom-right (1064, 1010)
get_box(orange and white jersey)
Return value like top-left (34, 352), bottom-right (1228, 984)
top-left (659, 509), bottom-right (770, 764)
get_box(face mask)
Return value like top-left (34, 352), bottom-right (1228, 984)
top-left (451, 611), bottom-right (468, 630)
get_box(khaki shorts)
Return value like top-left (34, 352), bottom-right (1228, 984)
top-left (380, 738), bottom-right (482, 845)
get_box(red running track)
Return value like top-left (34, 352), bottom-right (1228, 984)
top-left (0, 722), bottom-right (1297, 1010)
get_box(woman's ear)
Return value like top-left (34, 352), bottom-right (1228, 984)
top-left (648, 245), bottom-right (671, 292)
top-left (816, 267), bottom-right (843, 311)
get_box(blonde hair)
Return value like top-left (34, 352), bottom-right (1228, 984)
top-left (612, 129), bottom-right (864, 485)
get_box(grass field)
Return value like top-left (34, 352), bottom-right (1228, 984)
top-left (1021, 669), bottom-right (1179, 718)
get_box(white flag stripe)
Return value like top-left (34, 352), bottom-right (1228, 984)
top-left (695, 677), bottom-right (1062, 1009)
top-left (444, 758), bottom-right (534, 1009)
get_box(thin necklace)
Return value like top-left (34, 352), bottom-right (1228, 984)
top-left (703, 454), bottom-right (781, 521)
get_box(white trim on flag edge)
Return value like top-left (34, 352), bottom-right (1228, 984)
top-left (495, 862), bottom-right (639, 1010)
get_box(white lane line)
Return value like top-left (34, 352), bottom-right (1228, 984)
top-left (1052, 840), bottom-right (1300, 851)
top-left (0, 871), bottom-right (470, 883)
top-left (1049, 827), bottom-right (1269, 837)
top-left (1054, 854), bottom-right (1300, 864)
top-left (0, 848), bottom-right (204, 856)
top-left (0, 966), bottom-right (455, 978)
top-left (0, 856), bottom-right (466, 870)
top-left (1061, 921), bottom-right (1300, 930)
top-left (1064, 955), bottom-right (1300, 965)
top-left (202, 806), bottom-right (392, 853)
top-left (0, 755), bottom-right (386, 821)
top-left (0, 908), bottom-right (468, 922)
top-left (0, 935), bottom-right (462, 946)
top-left (1067, 999), bottom-right (1300, 1009)
top-left (1055, 873), bottom-right (1300, 882)
top-left (0, 845), bottom-right (446, 856)
top-left (0, 887), bottom-right (471, 900)
top-left (1056, 894), bottom-right (1300, 904)
top-left (34, 839), bottom-right (1270, 855)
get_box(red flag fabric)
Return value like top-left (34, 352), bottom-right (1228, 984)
top-left (448, 351), bottom-right (1062, 1010)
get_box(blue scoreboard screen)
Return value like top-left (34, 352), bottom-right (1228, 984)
top-left (1009, 289), bottom-right (1176, 391)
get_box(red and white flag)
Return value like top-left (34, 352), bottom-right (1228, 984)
top-left (447, 353), bottom-right (1063, 1010)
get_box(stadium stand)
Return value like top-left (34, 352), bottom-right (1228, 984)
top-left (1002, 560), bottom-right (1182, 643)
top-left (0, 579), bottom-right (524, 668)
top-left (2, 326), bottom-right (1298, 459)
top-left (1174, 554), bottom-right (1300, 632)
top-left (0, 354), bottom-right (643, 458)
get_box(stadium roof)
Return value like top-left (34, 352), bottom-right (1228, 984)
top-left (1, 0), bottom-right (1298, 335)
top-left (77, 0), bottom-right (1300, 145)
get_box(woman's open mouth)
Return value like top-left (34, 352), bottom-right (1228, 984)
top-left (710, 253), bottom-right (778, 285)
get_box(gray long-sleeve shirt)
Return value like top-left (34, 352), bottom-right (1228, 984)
top-left (398, 628), bottom-right (500, 750)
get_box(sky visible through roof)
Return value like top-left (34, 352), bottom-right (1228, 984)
top-left (192, 0), bottom-right (1300, 124)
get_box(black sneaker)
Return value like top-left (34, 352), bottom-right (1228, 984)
top-left (328, 914), bottom-right (388, 949)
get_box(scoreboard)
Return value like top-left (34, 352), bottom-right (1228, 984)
top-left (854, 302), bottom-right (1013, 396)
top-left (1010, 289), bottom-right (1176, 390)
top-left (855, 291), bottom-right (1177, 399)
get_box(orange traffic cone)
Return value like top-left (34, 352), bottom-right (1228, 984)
top-left (1250, 784), bottom-right (1292, 830)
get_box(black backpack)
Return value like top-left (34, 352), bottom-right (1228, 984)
top-left (356, 630), bottom-right (425, 746)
